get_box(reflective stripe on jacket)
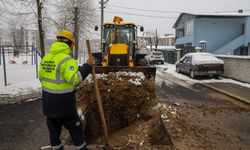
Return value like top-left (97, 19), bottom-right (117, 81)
top-left (39, 42), bottom-right (82, 94)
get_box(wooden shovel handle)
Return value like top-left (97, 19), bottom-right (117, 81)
top-left (86, 40), bottom-right (109, 147)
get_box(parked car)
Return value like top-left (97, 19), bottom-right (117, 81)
top-left (175, 53), bottom-right (224, 79)
top-left (145, 51), bottom-right (164, 65)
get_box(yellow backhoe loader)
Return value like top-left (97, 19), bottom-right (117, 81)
top-left (93, 16), bottom-right (156, 78)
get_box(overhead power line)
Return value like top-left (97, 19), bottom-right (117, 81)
top-left (107, 4), bottom-right (250, 15)
top-left (104, 10), bottom-right (177, 19)
top-left (107, 4), bottom-right (181, 14)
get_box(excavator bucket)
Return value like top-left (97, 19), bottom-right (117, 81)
top-left (94, 66), bottom-right (156, 79)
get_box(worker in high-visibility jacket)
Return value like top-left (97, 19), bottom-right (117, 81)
top-left (39, 29), bottom-right (95, 150)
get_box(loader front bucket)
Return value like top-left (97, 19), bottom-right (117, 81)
top-left (94, 66), bottom-right (156, 79)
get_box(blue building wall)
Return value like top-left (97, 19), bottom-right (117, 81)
top-left (175, 34), bottom-right (193, 45)
top-left (194, 18), bottom-right (243, 53)
top-left (174, 14), bottom-right (250, 55)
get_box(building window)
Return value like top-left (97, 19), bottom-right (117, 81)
top-left (176, 29), bottom-right (184, 38)
top-left (184, 21), bottom-right (193, 36)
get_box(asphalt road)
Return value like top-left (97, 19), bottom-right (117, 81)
top-left (0, 74), bottom-right (250, 150)
top-left (156, 76), bottom-right (250, 150)
top-left (0, 100), bottom-right (49, 150)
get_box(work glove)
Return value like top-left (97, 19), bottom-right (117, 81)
top-left (78, 57), bottom-right (96, 80)
top-left (86, 57), bottom-right (96, 66)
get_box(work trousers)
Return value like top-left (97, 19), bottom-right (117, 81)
top-left (46, 114), bottom-right (87, 150)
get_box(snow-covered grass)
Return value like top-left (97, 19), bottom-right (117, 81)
top-left (0, 54), bottom-right (41, 96)
top-left (0, 52), bottom-right (88, 97)
top-left (0, 80), bottom-right (41, 96)
top-left (0, 53), bottom-right (89, 97)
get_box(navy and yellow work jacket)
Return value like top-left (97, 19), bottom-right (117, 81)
top-left (39, 42), bottom-right (92, 118)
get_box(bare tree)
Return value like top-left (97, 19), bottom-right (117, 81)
top-left (53, 0), bottom-right (97, 59)
top-left (0, 0), bottom-right (96, 58)
top-left (35, 0), bottom-right (45, 57)
top-left (0, 0), bottom-right (36, 56)
top-left (0, 0), bottom-right (52, 58)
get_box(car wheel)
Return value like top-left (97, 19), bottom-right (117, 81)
top-left (190, 70), bottom-right (195, 79)
top-left (213, 74), bottom-right (219, 79)
top-left (176, 66), bottom-right (180, 73)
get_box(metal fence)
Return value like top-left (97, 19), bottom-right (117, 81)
top-left (0, 45), bottom-right (40, 86)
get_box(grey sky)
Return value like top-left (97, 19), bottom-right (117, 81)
top-left (94, 0), bottom-right (250, 36)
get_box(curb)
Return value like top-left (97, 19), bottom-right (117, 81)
top-left (157, 68), bottom-right (250, 104)
top-left (202, 84), bottom-right (250, 104)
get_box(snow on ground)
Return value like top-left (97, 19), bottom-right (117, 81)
top-left (0, 54), bottom-right (41, 96)
top-left (156, 63), bottom-right (250, 88)
top-left (0, 80), bottom-right (41, 96)
top-left (86, 71), bottom-right (146, 86)
top-left (0, 51), bottom-right (89, 97)
top-left (155, 69), bottom-right (174, 87)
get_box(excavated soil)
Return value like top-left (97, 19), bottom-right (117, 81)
top-left (69, 72), bottom-right (172, 148)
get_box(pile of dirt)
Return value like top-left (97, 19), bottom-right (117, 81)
top-left (75, 71), bottom-right (168, 147)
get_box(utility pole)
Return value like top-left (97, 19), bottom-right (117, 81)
top-left (100, 0), bottom-right (109, 50)
top-left (100, 0), bottom-right (104, 40)
top-left (155, 29), bottom-right (158, 51)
